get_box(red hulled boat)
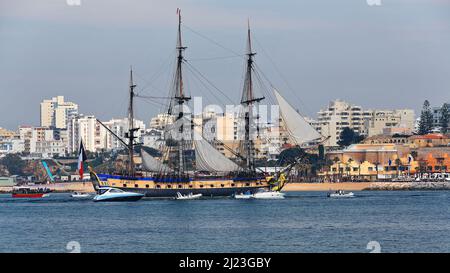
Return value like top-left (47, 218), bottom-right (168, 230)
top-left (11, 187), bottom-right (51, 198)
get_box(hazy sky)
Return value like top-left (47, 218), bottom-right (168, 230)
top-left (1, 0), bottom-right (449, 130)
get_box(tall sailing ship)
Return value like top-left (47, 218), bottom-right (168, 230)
top-left (90, 12), bottom-right (323, 197)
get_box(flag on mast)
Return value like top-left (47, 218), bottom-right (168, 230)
top-left (77, 139), bottom-right (87, 179)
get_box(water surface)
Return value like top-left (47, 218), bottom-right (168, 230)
top-left (0, 191), bottom-right (449, 252)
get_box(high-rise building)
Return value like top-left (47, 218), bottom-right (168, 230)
top-left (40, 96), bottom-right (78, 129)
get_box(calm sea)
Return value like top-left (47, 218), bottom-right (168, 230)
top-left (0, 191), bottom-right (449, 253)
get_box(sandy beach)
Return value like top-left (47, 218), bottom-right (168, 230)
top-left (283, 182), bottom-right (372, 192)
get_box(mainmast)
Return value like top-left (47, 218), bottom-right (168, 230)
top-left (240, 20), bottom-right (264, 172)
top-left (127, 66), bottom-right (138, 176)
top-left (172, 9), bottom-right (191, 176)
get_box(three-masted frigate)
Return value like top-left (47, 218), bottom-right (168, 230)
top-left (91, 11), bottom-right (323, 197)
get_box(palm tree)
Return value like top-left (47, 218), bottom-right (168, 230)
top-left (395, 158), bottom-right (402, 178)
top-left (347, 158), bottom-right (354, 180)
top-left (332, 157), bottom-right (340, 182)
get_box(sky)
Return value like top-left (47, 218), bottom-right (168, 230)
top-left (0, 0), bottom-right (449, 130)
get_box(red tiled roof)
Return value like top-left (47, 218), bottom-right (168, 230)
top-left (409, 134), bottom-right (448, 140)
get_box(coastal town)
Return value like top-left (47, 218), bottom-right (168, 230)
top-left (2, 0), bottom-right (450, 257)
top-left (1, 95), bottom-right (449, 190)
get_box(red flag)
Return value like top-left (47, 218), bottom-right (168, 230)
top-left (77, 139), bottom-right (87, 179)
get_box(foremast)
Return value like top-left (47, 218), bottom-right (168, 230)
top-left (240, 20), bottom-right (264, 173)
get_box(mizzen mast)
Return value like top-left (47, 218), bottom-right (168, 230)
top-left (127, 66), bottom-right (138, 176)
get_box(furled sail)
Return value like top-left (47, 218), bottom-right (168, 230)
top-left (193, 133), bottom-right (241, 173)
top-left (141, 148), bottom-right (173, 173)
top-left (273, 89), bottom-right (322, 145)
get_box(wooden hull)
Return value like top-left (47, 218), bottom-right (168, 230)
top-left (96, 174), bottom-right (270, 198)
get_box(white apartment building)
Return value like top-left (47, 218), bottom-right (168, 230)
top-left (316, 100), bottom-right (415, 147)
top-left (34, 140), bottom-right (66, 158)
top-left (316, 100), bottom-right (368, 147)
top-left (102, 118), bottom-right (146, 151)
top-left (40, 96), bottom-right (78, 129)
top-left (0, 139), bottom-right (24, 155)
top-left (16, 126), bottom-right (68, 157)
top-left (68, 115), bottom-right (107, 153)
top-left (149, 113), bottom-right (174, 130)
top-left (365, 109), bottom-right (415, 137)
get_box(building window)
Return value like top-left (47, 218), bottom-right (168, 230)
top-left (135, 184), bottom-right (138, 188)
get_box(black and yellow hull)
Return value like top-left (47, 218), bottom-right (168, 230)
top-left (96, 173), bottom-right (270, 198)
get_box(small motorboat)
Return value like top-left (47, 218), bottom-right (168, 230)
top-left (327, 190), bottom-right (354, 198)
top-left (93, 187), bottom-right (144, 202)
top-left (71, 192), bottom-right (91, 198)
top-left (252, 189), bottom-right (285, 199)
top-left (233, 190), bottom-right (253, 199)
top-left (12, 186), bottom-right (51, 198)
top-left (175, 192), bottom-right (203, 200)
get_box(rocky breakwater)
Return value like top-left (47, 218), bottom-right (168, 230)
top-left (366, 181), bottom-right (450, 191)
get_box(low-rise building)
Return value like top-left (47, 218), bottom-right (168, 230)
top-left (0, 176), bottom-right (16, 187)
top-left (142, 129), bottom-right (164, 150)
top-left (408, 134), bottom-right (450, 148)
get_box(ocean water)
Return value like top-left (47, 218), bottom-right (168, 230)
top-left (0, 191), bottom-right (449, 253)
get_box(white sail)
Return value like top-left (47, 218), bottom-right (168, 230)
top-left (273, 89), bottom-right (322, 145)
top-left (141, 149), bottom-right (172, 173)
top-left (193, 133), bottom-right (241, 173)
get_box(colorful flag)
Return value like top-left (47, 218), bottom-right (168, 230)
top-left (77, 139), bottom-right (87, 179)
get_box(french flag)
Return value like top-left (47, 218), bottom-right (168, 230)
top-left (77, 139), bottom-right (87, 179)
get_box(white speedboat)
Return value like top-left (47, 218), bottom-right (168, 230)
top-left (233, 191), bottom-right (253, 199)
top-left (175, 192), bottom-right (203, 200)
top-left (93, 187), bottom-right (144, 202)
top-left (252, 189), bottom-right (285, 199)
top-left (71, 192), bottom-right (91, 198)
top-left (327, 190), bottom-right (354, 198)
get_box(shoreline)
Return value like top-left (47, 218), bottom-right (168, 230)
top-left (2, 181), bottom-right (450, 193)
